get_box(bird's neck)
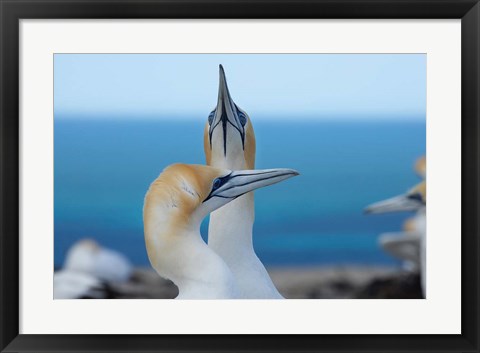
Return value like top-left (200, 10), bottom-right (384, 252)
top-left (208, 192), bottom-right (255, 260)
top-left (145, 224), bottom-right (237, 299)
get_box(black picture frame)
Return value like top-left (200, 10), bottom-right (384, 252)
top-left (1, 1), bottom-right (479, 352)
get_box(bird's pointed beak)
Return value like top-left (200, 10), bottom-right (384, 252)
top-left (209, 65), bottom-right (245, 154)
top-left (205, 168), bottom-right (299, 202)
top-left (217, 64), bottom-right (234, 108)
top-left (364, 194), bottom-right (422, 214)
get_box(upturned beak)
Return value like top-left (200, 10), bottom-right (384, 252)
top-left (218, 64), bottom-right (234, 109)
top-left (205, 168), bottom-right (299, 202)
top-left (364, 194), bottom-right (423, 214)
top-left (209, 65), bottom-right (245, 154)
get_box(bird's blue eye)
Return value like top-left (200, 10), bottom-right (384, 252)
top-left (212, 178), bottom-right (222, 190)
top-left (238, 113), bottom-right (247, 126)
top-left (208, 110), bottom-right (216, 125)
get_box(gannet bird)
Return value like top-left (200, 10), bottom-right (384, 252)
top-left (54, 271), bottom-right (108, 299)
top-left (143, 163), bottom-right (298, 299)
top-left (364, 161), bottom-right (427, 296)
top-left (63, 238), bottom-right (133, 283)
top-left (204, 65), bottom-right (284, 299)
top-left (54, 239), bottom-right (133, 299)
top-left (378, 217), bottom-right (423, 272)
top-left (375, 207), bottom-right (426, 296)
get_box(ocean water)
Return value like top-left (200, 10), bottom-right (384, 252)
top-left (54, 117), bottom-right (426, 268)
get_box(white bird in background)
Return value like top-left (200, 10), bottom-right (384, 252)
top-left (54, 238), bottom-right (133, 299)
top-left (63, 238), bottom-right (133, 283)
top-left (143, 163), bottom-right (298, 299)
top-left (365, 156), bottom-right (426, 296)
top-left (204, 65), bottom-right (284, 299)
top-left (377, 217), bottom-right (423, 272)
top-left (54, 271), bottom-right (107, 299)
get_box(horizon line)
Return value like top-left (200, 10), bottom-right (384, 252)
top-left (54, 112), bottom-right (426, 122)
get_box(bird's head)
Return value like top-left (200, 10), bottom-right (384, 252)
top-left (144, 163), bottom-right (299, 233)
top-left (403, 217), bottom-right (417, 232)
top-left (364, 181), bottom-right (426, 214)
top-left (204, 65), bottom-right (255, 170)
top-left (63, 238), bottom-right (100, 273)
top-left (415, 156), bottom-right (426, 179)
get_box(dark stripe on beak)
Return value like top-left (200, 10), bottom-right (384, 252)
top-left (208, 65), bottom-right (246, 155)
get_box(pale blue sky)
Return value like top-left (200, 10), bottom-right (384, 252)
top-left (54, 54), bottom-right (426, 120)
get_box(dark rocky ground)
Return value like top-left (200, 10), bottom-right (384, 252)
top-left (354, 273), bottom-right (422, 299)
top-left (105, 267), bottom-right (423, 299)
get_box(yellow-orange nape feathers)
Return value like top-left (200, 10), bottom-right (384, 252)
top-left (144, 163), bottom-right (221, 231)
top-left (203, 119), bottom-right (256, 170)
top-left (415, 156), bottom-right (426, 178)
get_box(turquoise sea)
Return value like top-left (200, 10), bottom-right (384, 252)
top-left (54, 117), bottom-right (425, 268)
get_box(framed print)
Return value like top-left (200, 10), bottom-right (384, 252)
top-left (0, 0), bottom-right (479, 352)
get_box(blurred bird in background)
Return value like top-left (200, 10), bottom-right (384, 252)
top-left (364, 156), bottom-right (426, 297)
top-left (54, 239), bottom-right (133, 299)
